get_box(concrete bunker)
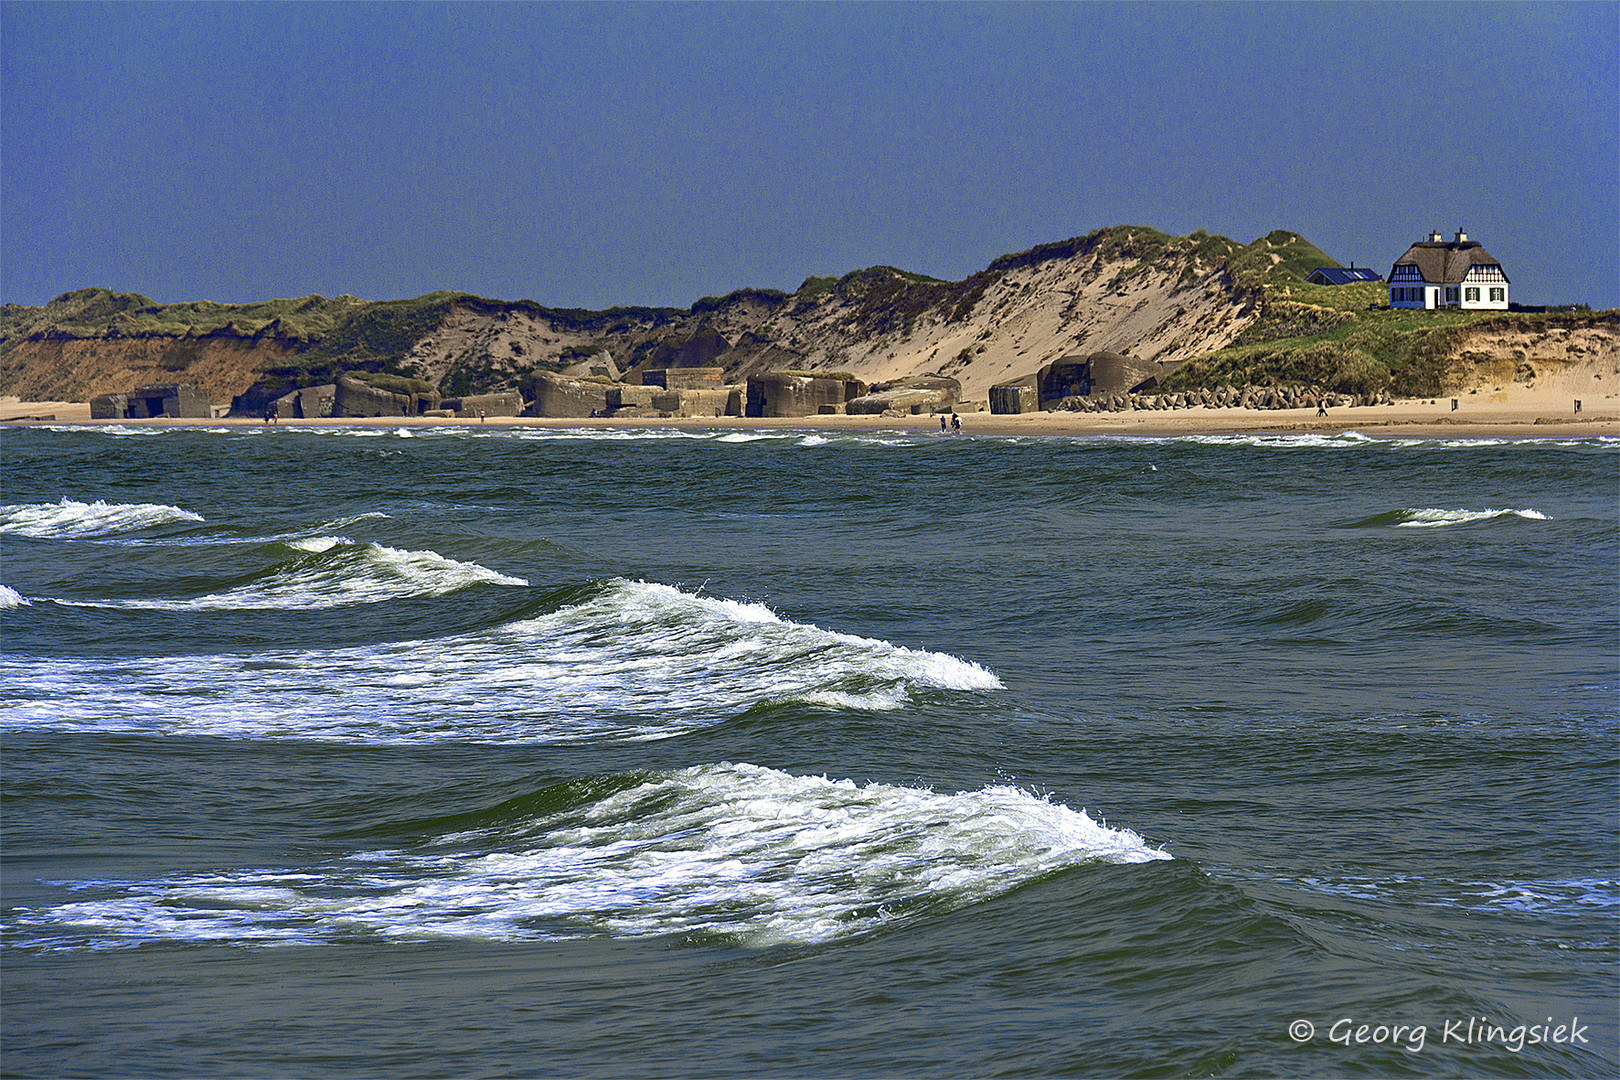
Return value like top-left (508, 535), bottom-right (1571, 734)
top-left (91, 383), bottom-right (212, 419)
top-left (1035, 352), bottom-right (1168, 409)
top-left (745, 373), bottom-right (866, 417)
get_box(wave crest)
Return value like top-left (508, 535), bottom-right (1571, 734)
top-left (0, 499), bottom-right (204, 539)
top-left (2, 580), bottom-right (1003, 743)
top-left (1347, 507), bottom-right (1549, 529)
top-left (14, 762), bottom-right (1167, 948)
top-left (54, 539), bottom-right (526, 610)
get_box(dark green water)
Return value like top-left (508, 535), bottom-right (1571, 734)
top-left (2, 425), bottom-right (1616, 1077)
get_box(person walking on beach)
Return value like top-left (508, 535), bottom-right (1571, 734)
top-left (941, 416), bottom-right (947, 432)
top-left (951, 413), bottom-right (961, 432)
top-left (1316, 397), bottom-right (1328, 417)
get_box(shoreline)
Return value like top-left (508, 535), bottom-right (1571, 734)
top-left (3, 398), bottom-right (1616, 440)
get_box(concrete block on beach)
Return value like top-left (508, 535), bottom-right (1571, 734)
top-left (90, 393), bottom-right (127, 420)
top-left (642, 368), bottom-right (724, 390)
top-left (609, 385), bottom-right (660, 411)
top-left (989, 383), bottom-right (1038, 414)
top-left (441, 392), bottom-right (523, 418)
top-left (848, 375), bottom-right (960, 416)
top-left (1036, 353), bottom-right (1168, 409)
top-left (525, 372), bottom-right (611, 418)
top-left (333, 376), bottom-right (434, 418)
top-left (94, 384), bottom-right (212, 419)
top-left (273, 384), bottom-right (335, 419)
top-left (746, 373), bottom-right (866, 417)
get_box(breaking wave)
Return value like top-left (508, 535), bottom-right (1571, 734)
top-left (0, 499), bottom-right (204, 539)
top-left (51, 538), bottom-right (526, 610)
top-left (12, 762), bottom-right (1167, 948)
top-left (1, 579), bottom-right (1004, 743)
top-left (1170, 431), bottom-right (1380, 449)
top-left (1348, 507), bottom-right (1550, 529)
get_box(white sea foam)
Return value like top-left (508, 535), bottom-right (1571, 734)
top-left (0, 580), bottom-right (1003, 744)
top-left (285, 535), bottom-right (345, 554)
top-left (57, 540), bottom-right (527, 610)
top-left (1168, 431), bottom-right (1379, 449)
top-left (297, 426), bottom-right (936, 448)
top-left (1395, 507), bottom-right (1548, 528)
top-left (0, 584), bottom-right (30, 608)
top-left (17, 762), bottom-right (1167, 947)
top-left (76, 513), bottom-right (396, 550)
top-left (1283, 872), bottom-right (1619, 917)
top-left (0, 499), bottom-right (204, 539)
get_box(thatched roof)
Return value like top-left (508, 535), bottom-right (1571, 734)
top-left (1389, 240), bottom-right (1509, 284)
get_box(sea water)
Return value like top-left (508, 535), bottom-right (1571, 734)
top-left (1, 424), bottom-right (1615, 1077)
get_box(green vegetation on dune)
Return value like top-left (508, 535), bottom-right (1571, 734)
top-left (985, 225), bottom-right (1331, 291)
top-left (8, 230), bottom-right (1608, 407)
top-left (1164, 281), bottom-right (1608, 397)
top-left (691, 287), bottom-right (790, 315)
top-left (987, 225), bottom-right (1176, 274)
top-left (0, 287), bottom-right (373, 343)
top-left (1225, 230), bottom-right (1341, 288)
top-left (295, 294), bottom-right (459, 368)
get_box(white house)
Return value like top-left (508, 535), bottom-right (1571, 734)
top-left (1387, 229), bottom-right (1510, 310)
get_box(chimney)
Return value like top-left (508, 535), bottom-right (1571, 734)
top-left (1455, 228), bottom-right (1468, 243)
top-left (1429, 230), bottom-right (1443, 242)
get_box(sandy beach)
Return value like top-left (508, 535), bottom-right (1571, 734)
top-left (5, 390), bottom-right (1614, 440)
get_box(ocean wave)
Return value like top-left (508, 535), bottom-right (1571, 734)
top-left (1346, 507), bottom-right (1550, 529)
top-left (498, 579), bottom-right (1004, 706)
top-left (0, 498), bottom-right (204, 539)
top-left (52, 538), bottom-right (526, 610)
top-left (14, 762), bottom-right (1167, 948)
top-left (0, 584), bottom-right (30, 608)
top-left (0, 580), bottom-right (1003, 744)
top-left (1395, 507), bottom-right (1548, 528)
top-left (1166, 431), bottom-right (1380, 449)
top-left (1284, 872), bottom-right (1619, 917)
top-left (291, 426), bottom-right (937, 448)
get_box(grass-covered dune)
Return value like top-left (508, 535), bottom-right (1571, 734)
top-left (1161, 279), bottom-right (1609, 398)
top-left (3, 227), bottom-right (1611, 408)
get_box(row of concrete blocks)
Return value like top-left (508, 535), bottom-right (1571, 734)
top-left (531, 372), bottom-right (962, 419)
top-left (1053, 387), bottom-right (1398, 413)
top-left (239, 370), bottom-right (965, 421)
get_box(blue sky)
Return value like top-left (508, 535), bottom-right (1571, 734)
top-left (3, 1), bottom-right (1616, 309)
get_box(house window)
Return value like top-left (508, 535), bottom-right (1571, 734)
top-left (1446, 287), bottom-right (1459, 303)
top-left (1465, 287), bottom-right (1480, 302)
top-left (1490, 287), bottom-right (1505, 302)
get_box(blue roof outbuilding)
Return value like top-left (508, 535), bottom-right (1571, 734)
top-left (1306, 266), bottom-right (1384, 285)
